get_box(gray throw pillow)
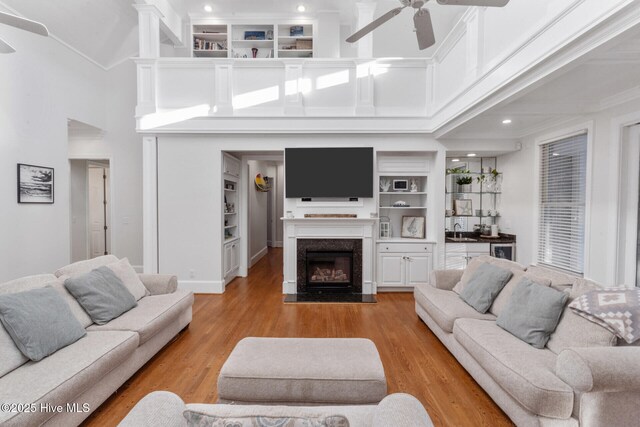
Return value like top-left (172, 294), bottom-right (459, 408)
top-left (64, 266), bottom-right (137, 325)
top-left (0, 287), bottom-right (87, 361)
top-left (459, 263), bottom-right (513, 313)
top-left (497, 278), bottom-right (569, 349)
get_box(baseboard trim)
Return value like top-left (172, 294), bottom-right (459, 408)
top-left (272, 241), bottom-right (283, 248)
top-left (178, 280), bottom-right (225, 294)
top-left (250, 246), bottom-right (269, 267)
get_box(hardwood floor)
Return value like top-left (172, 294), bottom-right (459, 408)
top-left (84, 248), bottom-right (513, 426)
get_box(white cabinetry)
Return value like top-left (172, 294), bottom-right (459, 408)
top-left (224, 240), bottom-right (240, 280)
top-left (445, 243), bottom-right (490, 269)
top-left (223, 153), bottom-right (240, 178)
top-left (377, 243), bottom-right (433, 289)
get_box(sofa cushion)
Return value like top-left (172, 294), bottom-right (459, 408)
top-left (414, 284), bottom-right (495, 333)
top-left (496, 279), bottom-right (568, 349)
top-left (0, 274), bottom-right (58, 294)
top-left (547, 282), bottom-right (617, 354)
top-left (489, 271), bottom-right (552, 317)
top-left (88, 290), bottom-right (193, 344)
top-left (453, 256), bottom-right (525, 295)
top-left (106, 258), bottom-right (149, 301)
top-left (0, 330), bottom-right (138, 426)
top-left (525, 265), bottom-right (577, 289)
top-left (0, 287), bottom-right (86, 361)
top-left (459, 263), bottom-right (513, 313)
top-left (50, 278), bottom-right (93, 328)
top-left (453, 318), bottom-right (574, 419)
top-left (54, 254), bottom-right (119, 278)
top-left (64, 267), bottom-right (137, 325)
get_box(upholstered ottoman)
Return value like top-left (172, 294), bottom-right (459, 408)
top-left (218, 337), bottom-right (387, 405)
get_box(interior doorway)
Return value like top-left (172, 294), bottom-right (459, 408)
top-left (69, 159), bottom-right (111, 262)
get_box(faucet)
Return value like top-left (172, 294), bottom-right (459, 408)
top-left (454, 223), bottom-right (462, 240)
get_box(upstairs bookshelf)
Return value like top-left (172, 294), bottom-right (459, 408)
top-left (191, 22), bottom-right (314, 59)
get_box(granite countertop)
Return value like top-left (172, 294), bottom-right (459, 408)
top-left (445, 232), bottom-right (516, 244)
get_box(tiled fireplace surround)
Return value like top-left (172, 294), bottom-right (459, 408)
top-left (282, 218), bottom-right (377, 295)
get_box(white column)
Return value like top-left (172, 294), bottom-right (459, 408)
top-left (142, 136), bottom-right (158, 274)
top-left (284, 61), bottom-right (305, 116)
top-left (316, 11), bottom-right (341, 58)
top-left (464, 7), bottom-right (484, 83)
top-left (133, 4), bottom-right (162, 58)
top-left (214, 61), bottom-right (234, 115)
top-left (355, 60), bottom-right (375, 116)
top-left (355, 1), bottom-right (377, 58)
top-left (425, 60), bottom-right (435, 116)
top-left (135, 59), bottom-right (157, 117)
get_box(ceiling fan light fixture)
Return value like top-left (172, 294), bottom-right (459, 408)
top-left (297, 5), bottom-right (306, 13)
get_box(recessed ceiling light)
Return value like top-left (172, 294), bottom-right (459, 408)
top-left (451, 158), bottom-right (460, 162)
top-left (204, 5), bottom-right (213, 12)
top-left (467, 153), bottom-right (477, 157)
top-left (502, 119), bottom-right (512, 124)
top-left (297, 4), bottom-right (306, 12)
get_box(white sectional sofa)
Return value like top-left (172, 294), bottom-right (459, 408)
top-left (415, 256), bottom-right (640, 427)
top-left (0, 255), bottom-right (193, 426)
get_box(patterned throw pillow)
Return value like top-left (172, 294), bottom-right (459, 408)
top-left (183, 411), bottom-right (350, 427)
top-left (569, 287), bottom-right (640, 344)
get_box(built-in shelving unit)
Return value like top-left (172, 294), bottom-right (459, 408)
top-left (191, 21), bottom-right (314, 59)
top-left (375, 152), bottom-right (435, 291)
top-left (445, 157), bottom-right (502, 233)
top-left (223, 153), bottom-right (241, 285)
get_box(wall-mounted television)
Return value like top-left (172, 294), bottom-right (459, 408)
top-left (285, 147), bottom-right (373, 198)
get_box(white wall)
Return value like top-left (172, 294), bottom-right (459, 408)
top-left (248, 160), bottom-right (269, 266)
top-left (69, 160), bottom-right (88, 262)
top-left (499, 99), bottom-right (640, 285)
top-left (156, 134), bottom-right (445, 292)
top-left (0, 21), bottom-right (106, 281)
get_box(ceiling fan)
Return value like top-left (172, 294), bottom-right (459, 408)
top-left (347, 0), bottom-right (509, 51)
top-left (0, 11), bottom-right (49, 54)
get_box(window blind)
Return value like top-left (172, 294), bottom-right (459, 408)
top-left (538, 133), bottom-right (587, 275)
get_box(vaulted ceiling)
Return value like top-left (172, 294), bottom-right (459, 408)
top-left (0, 0), bottom-right (467, 68)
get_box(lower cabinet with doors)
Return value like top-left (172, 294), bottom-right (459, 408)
top-left (445, 243), bottom-right (490, 269)
top-left (377, 243), bottom-right (433, 289)
top-left (224, 238), bottom-right (240, 284)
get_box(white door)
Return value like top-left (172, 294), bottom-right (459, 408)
top-left (406, 253), bottom-right (432, 286)
top-left (88, 166), bottom-right (109, 258)
top-left (378, 254), bottom-right (405, 287)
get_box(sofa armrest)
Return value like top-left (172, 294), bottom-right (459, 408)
top-left (556, 347), bottom-right (640, 393)
top-left (372, 393), bottom-right (433, 427)
top-left (429, 269), bottom-right (463, 291)
top-left (118, 391), bottom-right (187, 427)
top-left (138, 274), bottom-right (178, 295)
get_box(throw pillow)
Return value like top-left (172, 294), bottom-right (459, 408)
top-left (569, 287), bottom-right (640, 344)
top-left (106, 258), bottom-right (149, 301)
top-left (489, 271), bottom-right (552, 316)
top-left (496, 278), bottom-right (569, 349)
top-left (459, 263), bottom-right (513, 313)
top-left (453, 255), bottom-right (525, 295)
top-left (183, 411), bottom-right (350, 427)
top-left (0, 287), bottom-right (87, 361)
top-left (64, 266), bottom-right (137, 325)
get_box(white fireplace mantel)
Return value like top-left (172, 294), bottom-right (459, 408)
top-left (282, 217), bottom-right (378, 294)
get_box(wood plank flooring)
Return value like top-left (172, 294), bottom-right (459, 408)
top-left (84, 248), bottom-right (513, 426)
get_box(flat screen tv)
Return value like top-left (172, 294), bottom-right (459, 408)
top-left (286, 147), bottom-right (373, 198)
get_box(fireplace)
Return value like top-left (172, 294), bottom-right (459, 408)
top-left (306, 251), bottom-right (354, 292)
top-left (296, 239), bottom-right (363, 294)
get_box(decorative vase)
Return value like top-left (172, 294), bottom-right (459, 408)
top-left (252, 48), bottom-right (258, 58)
top-left (457, 184), bottom-right (472, 193)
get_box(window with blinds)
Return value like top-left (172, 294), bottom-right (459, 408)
top-left (538, 133), bottom-right (588, 275)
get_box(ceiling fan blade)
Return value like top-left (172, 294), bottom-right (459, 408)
top-left (0, 11), bottom-right (49, 36)
top-left (437, 0), bottom-right (509, 6)
top-left (346, 7), bottom-right (406, 43)
top-left (0, 37), bottom-right (16, 53)
top-left (414, 9), bottom-right (436, 50)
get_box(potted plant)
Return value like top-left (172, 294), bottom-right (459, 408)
top-left (456, 175), bottom-right (473, 193)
